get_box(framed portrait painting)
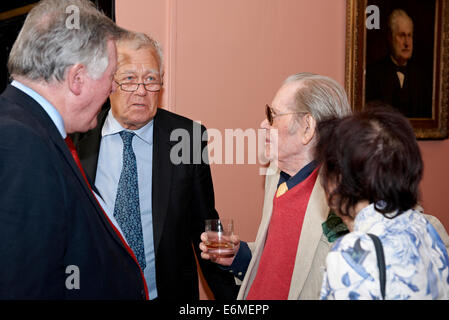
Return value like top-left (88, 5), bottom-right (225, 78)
top-left (345, 0), bottom-right (449, 139)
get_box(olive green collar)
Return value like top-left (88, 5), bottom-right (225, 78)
top-left (322, 211), bottom-right (349, 243)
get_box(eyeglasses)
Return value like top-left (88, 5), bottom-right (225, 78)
top-left (115, 80), bottom-right (162, 92)
top-left (265, 104), bottom-right (308, 125)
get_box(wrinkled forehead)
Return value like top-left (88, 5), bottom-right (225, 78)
top-left (393, 16), bottom-right (414, 34)
top-left (116, 46), bottom-right (160, 73)
top-left (116, 63), bottom-right (160, 77)
top-left (272, 81), bottom-right (306, 111)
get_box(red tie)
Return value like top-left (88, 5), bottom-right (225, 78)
top-left (63, 135), bottom-right (149, 299)
top-left (64, 136), bottom-right (91, 188)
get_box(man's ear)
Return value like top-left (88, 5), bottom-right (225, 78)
top-left (301, 114), bottom-right (317, 145)
top-left (66, 64), bottom-right (86, 96)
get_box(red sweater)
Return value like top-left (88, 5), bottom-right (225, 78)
top-left (246, 167), bottom-right (319, 300)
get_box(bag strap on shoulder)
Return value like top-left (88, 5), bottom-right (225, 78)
top-left (367, 233), bottom-right (386, 300)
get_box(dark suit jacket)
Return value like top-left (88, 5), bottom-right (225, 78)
top-left (0, 85), bottom-right (147, 299)
top-left (74, 107), bottom-right (238, 300)
top-left (365, 56), bottom-right (432, 118)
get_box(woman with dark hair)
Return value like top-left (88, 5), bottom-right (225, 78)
top-left (317, 106), bottom-right (449, 300)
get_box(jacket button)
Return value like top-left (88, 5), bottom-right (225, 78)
top-left (141, 289), bottom-right (146, 299)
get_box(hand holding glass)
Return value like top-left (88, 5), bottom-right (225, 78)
top-left (205, 219), bottom-right (234, 257)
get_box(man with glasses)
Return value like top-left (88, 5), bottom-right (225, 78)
top-left (200, 73), bottom-right (352, 299)
top-left (73, 31), bottom-right (237, 300)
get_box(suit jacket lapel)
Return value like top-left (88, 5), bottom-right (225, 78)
top-left (238, 163), bottom-right (329, 300)
top-left (76, 109), bottom-right (108, 182)
top-left (288, 169), bottom-right (329, 299)
top-left (151, 110), bottom-right (174, 257)
top-left (238, 162), bottom-right (279, 299)
top-left (71, 108), bottom-right (143, 252)
top-left (76, 107), bottom-right (174, 257)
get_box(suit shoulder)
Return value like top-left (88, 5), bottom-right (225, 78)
top-left (0, 106), bottom-right (48, 144)
top-left (156, 108), bottom-right (206, 130)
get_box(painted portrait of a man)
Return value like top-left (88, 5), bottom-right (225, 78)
top-left (365, 1), bottom-right (434, 118)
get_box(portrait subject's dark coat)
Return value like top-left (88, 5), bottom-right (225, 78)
top-left (366, 56), bottom-right (432, 118)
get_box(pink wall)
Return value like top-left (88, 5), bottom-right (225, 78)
top-left (419, 140), bottom-right (449, 229)
top-left (116, 0), bottom-right (449, 299)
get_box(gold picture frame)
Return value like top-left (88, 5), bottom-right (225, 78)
top-left (345, 0), bottom-right (449, 139)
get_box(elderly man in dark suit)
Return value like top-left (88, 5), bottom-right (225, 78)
top-left (73, 31), bottom-right (237, 300)
top-left (366, 9), bottom-right (432, 118)
top-left (0, 0), bottom-right (148, 299)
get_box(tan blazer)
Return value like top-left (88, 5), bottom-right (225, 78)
top-left (237, 163), bottom-right (332, 300)
top-left (237, 163), bottom-right (449, 300)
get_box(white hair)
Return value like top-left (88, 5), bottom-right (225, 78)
top-left (284, 72), bottom-right (352, 125)
top-left (116, 31), bottom-right (164, 77)
top-left (388, 9), bottom-right (414, 36)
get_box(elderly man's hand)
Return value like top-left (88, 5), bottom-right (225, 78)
top-left (199, 232), bottom-right (240, 266)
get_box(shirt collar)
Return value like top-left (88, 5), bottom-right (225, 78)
top-left (11, 80), bottom-right (67, 138)
top-left (102, 109), bottom-right (154, 145)
top-left (278, 160), bottom-right (318, 189)
top-left (353, 203), bottom-right (406, 233)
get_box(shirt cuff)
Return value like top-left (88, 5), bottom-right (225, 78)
top-left (219, 241), bottom-right (252, 281)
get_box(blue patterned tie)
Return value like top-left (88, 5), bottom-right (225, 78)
top-left (114, 131), bottom-right (146, 270)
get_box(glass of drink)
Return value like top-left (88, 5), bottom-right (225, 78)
top-left (205, 218), bottom-right (234, 257)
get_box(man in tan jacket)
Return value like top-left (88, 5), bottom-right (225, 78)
top-left (200, 73), bottom-right (449, 299)
top-left (201, 73), bottom-right (351, 299)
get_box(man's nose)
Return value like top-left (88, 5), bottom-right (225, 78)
top-left (135, 83), bottom-right (147, 95)
top-left (404, 36), bottom-right (412, 47)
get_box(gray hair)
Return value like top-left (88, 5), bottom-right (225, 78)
top-left (8, 0), bottom-right (125, 82)
top-left (116, 31), bottom-right (164, 77)
top-left (388, 9), bottom-right (414, 36)
top-left (284, 73), bottom-right (351, 126)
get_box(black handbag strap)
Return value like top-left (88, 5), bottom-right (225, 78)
top-left (367, 233), bottom-right (386, 300)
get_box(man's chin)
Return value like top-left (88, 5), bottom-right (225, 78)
top-left (400, 53), bottom-right (412, 62)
